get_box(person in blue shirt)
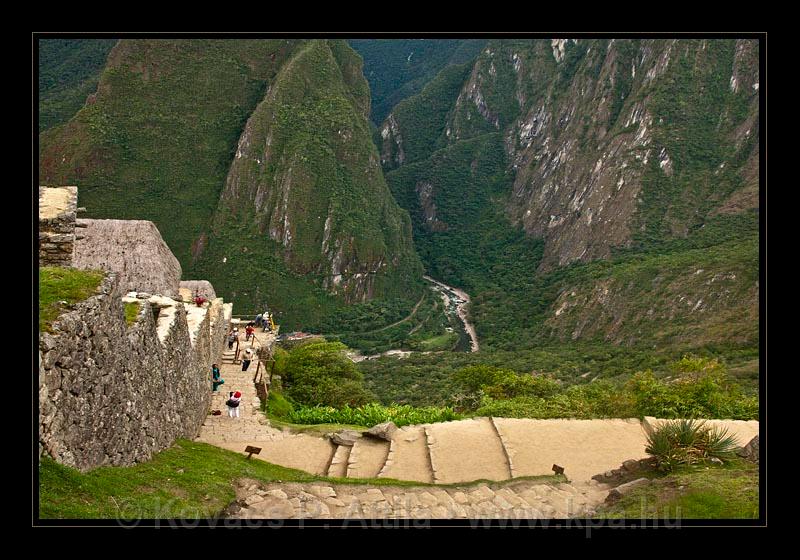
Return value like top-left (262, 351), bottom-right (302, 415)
top-left (212, 364), bottom-right (225, 392)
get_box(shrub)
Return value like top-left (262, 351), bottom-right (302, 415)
top-left (485, 371), bottom-right (561, 400)
top-left (279, 340), bottom-right (374, 408)
top-left (627, 369), bottom-right (758, 420)
top-left (646, 419), bottom-right (741, 472)
top-left (453, 365), bottom-right (513, 393)
top-left (286, 402), bottom-right (460, 427)
top-left (454, 365), bottom-right (560, 401)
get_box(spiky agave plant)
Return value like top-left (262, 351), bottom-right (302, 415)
top-left (698, 426), bottom-right (741, 460)
top-left (646, 426), bottom-right (686, 472)
top-left (645, 419), bottom-right (739, 472)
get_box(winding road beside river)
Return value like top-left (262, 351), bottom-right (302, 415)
top-left (423, 275), bottom-right (479, 353)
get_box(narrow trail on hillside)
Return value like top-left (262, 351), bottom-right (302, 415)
top-left (358, 293), bottom-right (427, 334)
top-left (423, 275), bottom-right (479, 352)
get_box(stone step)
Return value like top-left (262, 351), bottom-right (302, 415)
top-left (492, 418), bottom-right (650, 483)
top-left (378, 425), bottom-right (434, 483)
top-left (346, 436), bottom-right (390, 479)
top-left (425, 417), bottom-right (510, 484)
top-left (326, 444), bottom-right (352, 478)
top-left (211, 434), bottom-right (336, 476)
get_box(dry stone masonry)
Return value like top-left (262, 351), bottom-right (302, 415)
top-left (229, 478), bottom-right (608, 520)
top-left (38, 272), bottom-right (232, 470)
top-left (39, 186), bottom-right (78, 267)
top-left (38, 186), bottom-right (231, 470)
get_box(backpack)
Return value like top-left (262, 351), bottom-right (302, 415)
top-left (226, 398), bottom-right (240, 408)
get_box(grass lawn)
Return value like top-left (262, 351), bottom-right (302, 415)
top-left (594, 458), bottom-right (759, 519)
top-left (419, 332), bottom-right (459, 351)
top-left (39, 267), bottom-right (105, 332)
top-left (39, 440), bottom-right (318, 519)
top-left (39, 439), bottom-right (564, 519)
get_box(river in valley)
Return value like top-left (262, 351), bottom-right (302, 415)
top-left (347, 276), bottom-right (478, 362)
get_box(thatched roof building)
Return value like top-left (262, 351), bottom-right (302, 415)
top-left (179, 280), bottom-right (217, 302)
top-left (73, 219), bottom-right (181, 297)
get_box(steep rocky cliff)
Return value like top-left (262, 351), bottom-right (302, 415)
top-left (378, 38), bottom-right (759, 350)
top-left (39, 39), bottom-right (424, 326)
top-left (203, 40), bottom-right (422, 307)
top-left (384, 38), bottom-right (759, 271)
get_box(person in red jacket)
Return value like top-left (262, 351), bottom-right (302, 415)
top-left (226, 391), bottom-right (242, 418)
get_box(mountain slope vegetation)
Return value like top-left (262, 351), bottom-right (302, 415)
top-left (349, 39), bottom-right (486, 125)
top-left (379, 38), bottom-right (759, 353)
top-left (38, 38), bottom-right (117, 133)
top-left (39, 39), bottom-right (424, 329)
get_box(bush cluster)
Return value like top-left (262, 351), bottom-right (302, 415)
top-left (457, 356), bottom-right (758, 421)
top-left (286, 402), bottom-right (460, 427)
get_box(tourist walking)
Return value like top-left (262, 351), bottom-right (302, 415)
top-left (226, 391), bottom-right (242, 418)
top-left (211, 363), bottom-right (225, 392)
top-left (241, 348), bottom-right (254, 372)
top-left (245, 323), bottom-right (255, 341)
top-left (227, 328), bottom-right (239, 350)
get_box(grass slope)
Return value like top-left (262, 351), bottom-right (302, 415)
top-left (39, 267), bottom-right (105, 332)
top-left (594, 459), bottom-right (759, 519)
top-left (40, 39), bottom-right (301, 268)
top-left (38, 38), bottom-right (117, 133)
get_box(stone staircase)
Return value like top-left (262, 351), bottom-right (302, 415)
top-left (195, 336), bottom-right (760, 518)
top-left (200, 355), bottom-right (759, 488)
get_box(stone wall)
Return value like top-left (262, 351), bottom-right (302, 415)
top-left (39, 186), bottom-right (78, 267)
top-left (39, 272), bottom-right (231, 471)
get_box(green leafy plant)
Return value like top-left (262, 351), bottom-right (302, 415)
top-left (286, 402), bottom-right (460, 427)
top-left (645, 419), bottom-right (740, 472)
top-left (280, 340), bottom-right (373, 407)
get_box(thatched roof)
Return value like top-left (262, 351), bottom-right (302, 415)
top-left (73, 219), bottom-right (181, 297)
top-left (179, 280), bottom-right (217, 301)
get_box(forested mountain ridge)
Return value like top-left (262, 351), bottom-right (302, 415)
top-left (38, 39), bottom-right (117, 133)
top-left (39, 39), bottom-right (424, 328)
top-left (348, 39), bottom-right (487, 125)
top-left (377, 38), bottom-right (759, 350)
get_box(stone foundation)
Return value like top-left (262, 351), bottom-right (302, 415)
top-left (39, 186), bottom-right (78, 267)
top-left (38, 272), bottom-right (231, 471)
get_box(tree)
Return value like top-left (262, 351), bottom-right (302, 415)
top-left (281, 340), bottom-right (373, 407)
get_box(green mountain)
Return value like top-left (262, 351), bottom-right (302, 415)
top-left (38, 39), bottom-right (117, 133)
top-left (380, 38), bottom-right (759, 351)
top-left (349, 39), bottom-right (486, 124)
top-left (38, 38), bottom-right (759, 352)
top-left (39, 39), bottom-right (424, 329)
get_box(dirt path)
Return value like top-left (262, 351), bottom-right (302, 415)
top-left (360, 293), bottom-right (426, 334)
